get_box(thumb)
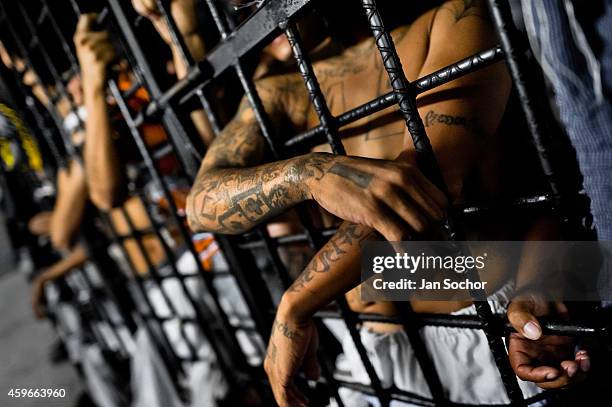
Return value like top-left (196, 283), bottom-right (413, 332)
top-left (508, 300), bottom-right (542, 340)
top-left (302, 325), bottom-right (320, 380)
top-left (76, 13), bottom-right (97, 33)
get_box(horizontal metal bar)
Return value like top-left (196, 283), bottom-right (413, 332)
top-left (286, 45), bottom-right (504, 149)
top-left (315, 310), bottom-right (605, 337)
top-left (333, 378), bottom-right (551, 407)
top-left (332, 380), bottom-right (435, 406)
top-left (237, 193), bottom-right (554, 249)
top-left (138, 0), bottom-right (314, 119)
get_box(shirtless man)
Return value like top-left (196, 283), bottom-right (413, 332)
top-left (180, 0), bottom-right (590, 405)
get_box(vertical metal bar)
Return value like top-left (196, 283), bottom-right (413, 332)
top-left (105, 0), bottom-right (201, 177)
top-left (75, 267), bottom-right (131, 356)
top-left (203, 0), bottom-right (230, 39)
top-left (156, 0), bottom-right (281, 347)
top-left (200, 2), bottom-right (348, 404)
top-left (282, 23), bottom-right (345, 155)
top-left (15, 2), bottom-right (83, 153)
top-left (0, 4), bottom-right (76, 158)
top-left (117, 204), bottom-right (199, 360)
top-left (486, 0), bottom-right (562, 207)
top-left (131, 186), bottom-right (240, 362)
top-left (155, 0), bottom-right (222, 136)
top-left (102, 5), bottom-right (280, 402)
top-left (38, 0), bottom-right (80, 71)
top-left (360, 0), bottom-right (526, 404)
top-left (157, 0), bottom-right (194, 65)
top-left (102, 212), bottom-right (187, 378)
top-left (283, 22), bottom-right (393, 406)
top-left (108, 78), bottom-right (256, 387)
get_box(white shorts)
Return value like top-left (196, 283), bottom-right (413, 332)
top-left (341, 283), bottom-right (545, 406)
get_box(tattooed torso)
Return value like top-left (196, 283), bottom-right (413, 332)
top-left (189, 0), bottom-right (509, 244)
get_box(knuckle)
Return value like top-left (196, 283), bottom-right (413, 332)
top-left (413, 218), bottom-right (427, 233)
top-left (378, 181), bottom-right (394, 196)
top-left (398, 170), bottom-right (411, 185)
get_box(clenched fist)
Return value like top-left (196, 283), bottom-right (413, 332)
top-left (74, 14), bottom-right (116, 91)
top-left (132, 0), bottom-right (201, 48)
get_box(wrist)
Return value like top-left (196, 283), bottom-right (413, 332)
top-left (294, 152), bottom-right (336, 200)
top-left (278, 291), bottom-right (312, 324)
top-left (34, 274), bottom-right (48, 286)
top-left (83, 81), bottom-right (106, 99)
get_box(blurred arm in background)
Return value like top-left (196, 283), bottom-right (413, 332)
top-left (132, 0), bottom-right (215, 146)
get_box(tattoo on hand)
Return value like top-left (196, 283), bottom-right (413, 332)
top-left (328, 163), bottom-right (373, 188)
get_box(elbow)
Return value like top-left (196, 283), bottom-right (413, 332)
top-left (89, 187), bottom-right (125, 212)
top-left (50, 230), bottom-right (72, 252)
top-left (186, 188), bottom-right (238, 234)
top-left (186, 189), bottom-right (208, 233)
top-left (49, 216), bottom-right (75, 251)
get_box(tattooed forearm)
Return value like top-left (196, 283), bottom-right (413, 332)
top-left (272, 319), bottom-right (301, 340)
top-left (289, 223), bottom-right (375, 293)
top-left (187, 153), bottom-right (336, 234)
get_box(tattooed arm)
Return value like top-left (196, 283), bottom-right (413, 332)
top-left (186, 77), bottom-right (446, 237)
top-left (264, 222), bottom-right (373, 406)
top-left (265, 3), bottom-right (513, 404)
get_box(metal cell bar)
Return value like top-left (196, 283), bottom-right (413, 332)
top-left (199, 1), bottom-right (347, 404)
top-left (286, 45), bottom-right (505, 149)
top-left (101, 212), bottom-right (186, 381)
top-left (485, 0), bottom-right (564, 212)
top-left (283, 22), bottom-right (344, 155)
top-left (237, 192), bottom-right (556, 250)
top-left (203, 0), bottom-right (305, 320)
top-left (140, 0), bottom-right (314, 117)
top-left (105, 0), bottom-right (201, 177)
top-left (0, 5), bottom-right (77, 158)
top-left (38, 0), bottom-right (80, 70)
top-left (131, 186), bottom-right (248, 361)
top-left (315, 310), bottom-right (605, 338)
top-left (15, 2), bottom-right (85, 139)
top-left (360, 0), bottom-right (525, 404)
top-left (283, 21), bottom-right (390, 406)
top-left (155, 0), bottom-right (220, 134)
top-left (153, 0), bottom-right (284, 350)
top-left (117, 204), bottom-right (199, 361)
top-left (104, 5), bottom-right (280, 402)
top-left (108, 79), bottom-right (248, 387)
top-left (74, 268), bottom-right (131, 356)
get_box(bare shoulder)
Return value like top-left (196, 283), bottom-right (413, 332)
top-left (436, 0), bottom-right (489, 24)
top-left (423, 0), bottom-right (498, 71)
top-left (201, 72), bottom-right (306, 170)
top-left (430, 0), bottom-right (493, 42)
top-left (255, 72), bottom-right (309, 128)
